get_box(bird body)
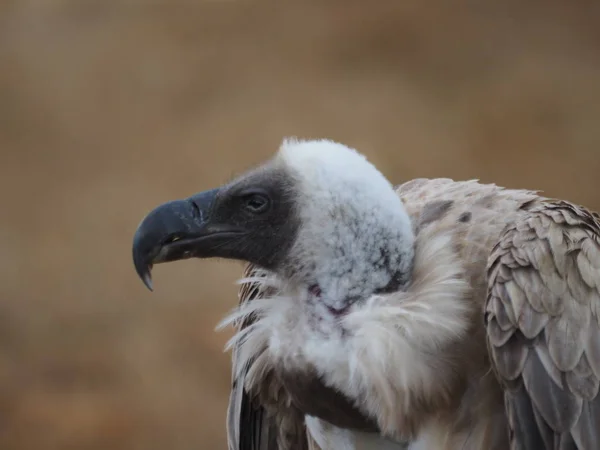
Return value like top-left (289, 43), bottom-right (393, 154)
top-left (132, 139), bottom-right (600, 450)
top-left (225, 178), bottom-right (539, 450)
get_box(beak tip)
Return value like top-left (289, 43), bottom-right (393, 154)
top-left (140, 266), bottom-right (154, 292)
top-left (133, 254), bottom-right (154, 292)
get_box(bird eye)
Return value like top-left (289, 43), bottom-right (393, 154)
top-left (242, 192), bottom-right (270, 214)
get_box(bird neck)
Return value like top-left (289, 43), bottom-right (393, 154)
top-left (284, 212), bottom-right (415, 312)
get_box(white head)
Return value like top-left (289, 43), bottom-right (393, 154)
top-left (274, 138), bottom-right (414, 312)
top-left (133, 138), bottom-right (415, 314)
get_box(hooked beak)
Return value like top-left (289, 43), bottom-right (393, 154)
top-left (132, 188), bottom-right (243, 291)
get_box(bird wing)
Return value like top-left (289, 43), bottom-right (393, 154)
top-left (227, 264), bottom-right (312, 450)
top-left (485, 200), bottom-right (600, 449)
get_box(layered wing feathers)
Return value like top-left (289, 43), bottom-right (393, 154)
top-left (486, 201), bottom-right (600, 449)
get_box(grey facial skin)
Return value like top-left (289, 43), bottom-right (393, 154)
top-left (132, 165), bottom-right (300, 290)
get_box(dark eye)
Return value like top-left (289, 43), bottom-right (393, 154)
top-left (242, 192), bottom-right (270, 214)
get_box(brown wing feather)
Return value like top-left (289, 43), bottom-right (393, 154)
top-left (227, 264), bottom-right (312, 450)
top-left (486, 200), bottom-right (600, 449)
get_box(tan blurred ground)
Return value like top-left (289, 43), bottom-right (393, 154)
top-left (1, 1), bottom-right (600, 449)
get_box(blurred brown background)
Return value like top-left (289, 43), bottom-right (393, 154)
top-left (1, 1), bottom-right (600, 449)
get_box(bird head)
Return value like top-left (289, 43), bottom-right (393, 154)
top-left (132, 138), bottom-right (415, 314)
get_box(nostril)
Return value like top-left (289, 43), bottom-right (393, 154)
top-left (189, 200), bottom-right (201, 219)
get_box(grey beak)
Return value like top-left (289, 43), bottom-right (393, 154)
top-left (132, 188), bottom-right (240, 291)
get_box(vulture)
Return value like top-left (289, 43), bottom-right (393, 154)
top-left (132, 138), bottom-right (600, 450)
